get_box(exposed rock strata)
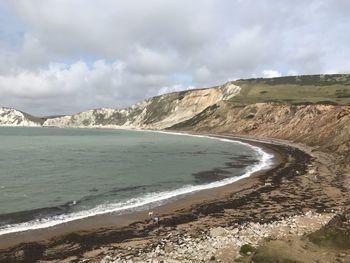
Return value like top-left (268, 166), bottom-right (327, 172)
top-left (1, 75), bottom-right (350, 262)
top-left (0, 107), bottom-right (42, 127)
top-left (170, 102), bottom-right (350, 164)
top-left (42, 83), bottom-right (240, 129)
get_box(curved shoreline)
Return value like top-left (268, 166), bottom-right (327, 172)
top-left (0, 131), bottom-right (274, 237)
top-left (0, 133), bottom-right (342, 263)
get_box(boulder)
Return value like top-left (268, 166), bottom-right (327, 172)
top-left (210, 227), bottom-right (228, 237)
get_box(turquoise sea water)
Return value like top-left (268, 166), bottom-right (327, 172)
top-left (0, 127), bottom-right (271, 234)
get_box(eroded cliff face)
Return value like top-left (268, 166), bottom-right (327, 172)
top-left (0, 107), bottom-right (42, 127)
top-left (1, 74), bottom-right (350, 163)
top-left (170, 101), bottom-right (350, 160)
top-left (42, 83), bottom-right (240, 129)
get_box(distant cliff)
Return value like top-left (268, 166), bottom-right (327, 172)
top-left (0, 107), bottom-right (44, 127)
top-left (170, 102), bottom-right (350, 159)
top-left (43, 82), bottom-right (240, 129)
top-left (2, 74), bottom-right (350, 163)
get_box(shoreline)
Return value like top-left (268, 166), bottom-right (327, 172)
top-left (0, 131), bottom-right (274, 237)
top-left (0, 134), bottom-right (345, 262)
top-left (0, 135), bottom-right (279, 247)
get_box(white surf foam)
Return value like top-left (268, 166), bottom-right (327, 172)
top-left (0, 132), bottom-right (274, 236)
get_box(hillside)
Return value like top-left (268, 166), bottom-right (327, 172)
top-left (0, 107), bottom-right (44, 127)
top-left (1, 74), bottom-right (350, 163)
top-left (1, 74), bottom-right (350, 130)
top-left (1, 74), bottom-right (350, 263)
top-left (231, 74), bottom-right (350, 105)
top-left (40, 83), bottom-right (240, 129)
top-left (1, 73), bottom-right (350, 169)
top-left (170, 102), bottom-right (350, 155)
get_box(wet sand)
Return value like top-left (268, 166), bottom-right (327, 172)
top-left (0, 135), bottom-right (346, 263)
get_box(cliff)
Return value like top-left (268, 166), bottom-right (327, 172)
top-left (170, 102), bottom-right (350, 158)
top-left (0, 107), bottom-right (44, 127)
top-left (1, 74), bottom-right (350, 163)
top-left (42, 83), bottom-right (240, 129)
top-left (1, 74), bottom-right (350, 262)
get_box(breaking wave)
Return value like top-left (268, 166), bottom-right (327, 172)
top-left (0, 132), bottom-right (274, 236)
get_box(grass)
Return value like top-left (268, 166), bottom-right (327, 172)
top-left (239, 243), bottom-right (256, 255)
top-left (252, 255), bottom-right (300, 263)
top-left (250, 240), bottom-right (301, 263)
top-left (308, 209), bottom-right (350, 250)
top-left (229, 74), bottom-right (350, 105)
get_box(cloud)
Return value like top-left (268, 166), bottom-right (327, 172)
top-left (157, 84), bottom-right (195, 96)
top-left (194, 66), bottom-right (211, 83)
top-left (0, 60), bottom-right (174, 115)
top-left (0, 0), bottom-right (349, 114)
top-left (262, 70), bottom-right (282, 78)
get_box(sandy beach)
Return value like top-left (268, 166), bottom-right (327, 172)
top-left (0, 134), bottom-right (346, 263)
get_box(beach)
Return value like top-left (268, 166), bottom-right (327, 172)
top-left (0, 134), bottom-right (346, 263)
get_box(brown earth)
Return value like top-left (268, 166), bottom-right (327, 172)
top-left (169, 102), bottom-right (350, 262)
top-left (0, 135), bottom-right (347, 262)
top-left (1, 98), bottom-right (350, 262)
top-left (171, 102), bottom-right (350, 190)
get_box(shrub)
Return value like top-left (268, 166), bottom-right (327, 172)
top-left (240, 243), bottom-right (256, 255)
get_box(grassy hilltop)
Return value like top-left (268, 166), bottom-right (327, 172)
top-left (227, 74), bottom-right (350, 105)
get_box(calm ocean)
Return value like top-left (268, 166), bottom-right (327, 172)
top-left (0, 127), bottom-right (272, 235)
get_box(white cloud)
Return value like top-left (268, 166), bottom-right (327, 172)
top-left (126, 46), bottom-right (180, 75)
top-left (0, 60), bottom-right (174, 115)
top-left (262, 70), bottom-right (282, 78)
top-left (194, 66), bottom-right (211, 83)
top-left (287, 70), bottom-right (299, 76)
top-left (157, 84), bottom-right (195, 96)
top-left (0, 0), bottom-right (349, 114)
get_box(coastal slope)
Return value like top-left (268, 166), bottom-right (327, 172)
top-left (0, 74), bottom-right (350, 262)
top-left (42, 83), bottom-right (240, 129)
top-left (0, 107), bottom-right (44, 127)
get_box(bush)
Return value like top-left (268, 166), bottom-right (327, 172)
top-left (240, 243), bottom-right (256, 255)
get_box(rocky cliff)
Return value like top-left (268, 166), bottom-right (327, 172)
top-left (0, 107), bottom-right (44, 127)
top-left (1, 74), bottom-right (350, 163)
top-left (170, 102), bottom-right (350, 156)
top-left (1, 74), bottom-right (350, 263)
top-left (42, 83), bottom-right (240, 129)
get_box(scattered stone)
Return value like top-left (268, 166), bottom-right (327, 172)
top-left (210, 227), bottom-right (228, 237)
top-left (88, 212), bottom-right (335, 262)
top-left (100, 255), bottom-right (113, 263)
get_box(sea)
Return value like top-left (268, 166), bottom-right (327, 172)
top-left (0, 127), bottom-right (273, 235)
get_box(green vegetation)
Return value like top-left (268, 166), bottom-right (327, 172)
top-left (21, 111), bottom-right (47, 124)
top-left (229, 74), bottom-right (350, 105)
top-left (239, 243), bottom-right (256, 255)
top-left (250, 241), bottom-right (301, 263)
top-left (308, 209), bottom-right (350, 249)
top-left (252, 255), bottom-right (300, 263)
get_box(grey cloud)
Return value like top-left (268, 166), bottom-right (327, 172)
top-left (0, 0), bottom-right (349, 115)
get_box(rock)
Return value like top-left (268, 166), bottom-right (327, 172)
top-left (231, 228), bottom-right (239, 235)
top-left (100, 255), bottom-right (113, 263)
top-left (167, 259), bottom-right (182, 263)
top-left (210, 227), bottom-right (228, 237)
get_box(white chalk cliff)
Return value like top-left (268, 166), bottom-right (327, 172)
top-left (0, 83), bottom-right (241, 129)
top-left (0, 107), bottom-right (42, 127)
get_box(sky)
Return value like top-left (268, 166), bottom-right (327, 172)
top-left (0, 0), bottom-right (349, 116)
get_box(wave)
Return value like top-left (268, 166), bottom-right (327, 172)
top-left (0, 132), bottom-right (274, 236)
top-left (0, 185), bottom-right (152, 226)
